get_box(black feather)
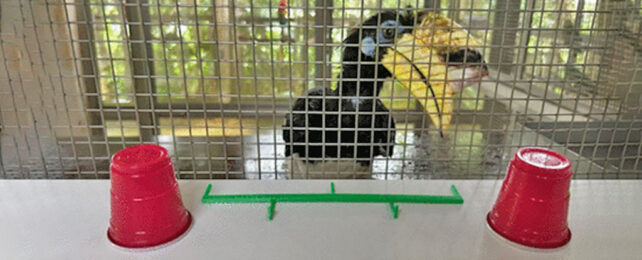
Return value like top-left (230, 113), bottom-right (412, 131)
top-left (283, 88), bottom-right (396, 166)
top-left (283, 11), bottom-right (414, 166)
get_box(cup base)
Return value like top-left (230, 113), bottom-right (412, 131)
top-left (107, 211), bottom-right (192, 250)
top-left (486, 212), bottom-right (571, 249)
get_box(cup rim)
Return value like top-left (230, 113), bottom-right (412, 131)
top-left (486, 212), bottom-right (571, 249)
top-left (107, 211), bottom-right (192, 250)
top-left (516, 147), bottom-right (570, 171)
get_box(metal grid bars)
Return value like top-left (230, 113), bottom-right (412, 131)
top-left (0, 0), bottom-right (640, 179)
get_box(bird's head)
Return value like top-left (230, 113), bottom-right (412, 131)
top-left (339, 10), bottom-right (417, 97)
top-left (342, 10), bottom-right (416, 62)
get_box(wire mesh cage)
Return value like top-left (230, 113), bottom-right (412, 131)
top-left (0, 0), bottom-right (640, 179)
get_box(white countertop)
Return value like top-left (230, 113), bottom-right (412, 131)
top-left (1, 180), bottom-right (640, 260)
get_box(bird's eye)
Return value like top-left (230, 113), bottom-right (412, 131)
top-left (377, 20), bottom-right (400, 43)
top-left (382, 27), bottom-right (396, 39)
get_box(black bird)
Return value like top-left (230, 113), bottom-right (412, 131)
top-left (283, 11), bottom-right (416, 176)
top-left (282, 10), bottom-right (489, 177)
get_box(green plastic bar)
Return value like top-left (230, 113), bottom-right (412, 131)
top-left (202, 184), bottom-right (464, 205)
top-left (389, 203), bottom-right (399, 219)
top-left (450, 184), bottom-right (461, 198)
top-left (268, 200), bottom-right (276, 221)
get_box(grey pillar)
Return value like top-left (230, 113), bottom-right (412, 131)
top-left (125, 0), bottom-right (157, 138)
top-left (598, 0), bottom-right (642, 119)
top-left (77, 0), bottom-right (104, 138)
top-left (489, 0), bottom-right (521, 74)
top-left (314, 0), bottom-right (333, 88)
top-left (423, 0), bottom-right (441, 11)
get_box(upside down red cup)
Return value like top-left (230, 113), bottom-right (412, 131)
top-left (487, 147), bottom-right (572, 249)
top-left (107, 144), bottom-right (192, 248)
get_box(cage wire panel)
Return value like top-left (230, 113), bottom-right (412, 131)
top-left (0, 0), bottom-right (640, 179)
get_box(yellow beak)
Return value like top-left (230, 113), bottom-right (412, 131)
top-left (381, 13), bottom-right (484, 136)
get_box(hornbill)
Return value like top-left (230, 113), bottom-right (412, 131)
top-left (283, 10), bottom-right (488, 177)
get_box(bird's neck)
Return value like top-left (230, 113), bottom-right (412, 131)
top-left (338, 63), bottom-right (391, 98)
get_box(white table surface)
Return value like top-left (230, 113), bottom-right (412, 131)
top-left (0, 180), bottom-right (640, 260)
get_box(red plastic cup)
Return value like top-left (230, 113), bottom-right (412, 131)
top-left (487, 147), bottom-right (572, 249)
top-left (107, 144), bottom-right (192, 248)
